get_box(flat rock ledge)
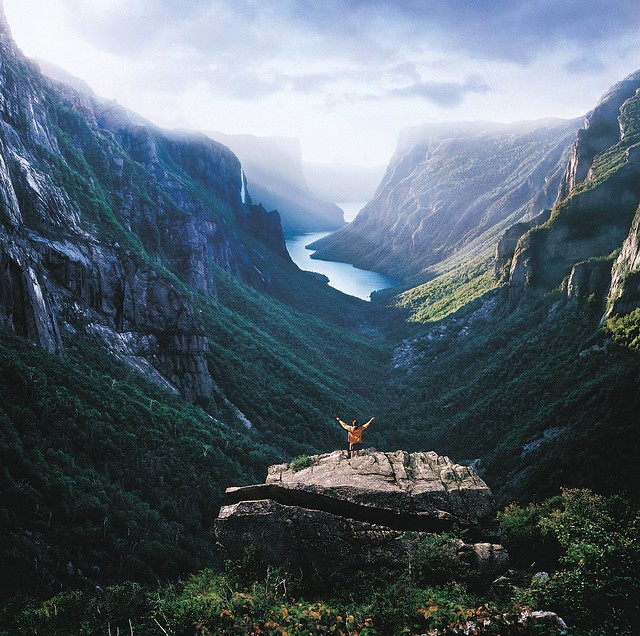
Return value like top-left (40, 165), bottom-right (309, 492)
top-left (215, 450), bottom-right (508, 582)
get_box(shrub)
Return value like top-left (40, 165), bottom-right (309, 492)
top-left (499, 500), bottom-right (562, 570)
top-left (290, 454), bottom-right (313, 472)
top-left (519, 489), bottom-right (640, 633)
top-left (413, 532), bottom-right (472, 586)
top-left (604, 307), bottom-right (640, 351)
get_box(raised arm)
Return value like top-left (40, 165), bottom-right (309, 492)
top-left (336, 416), bottom-right (350, 431)
top-left (362, 416), bottom-right (376, 429)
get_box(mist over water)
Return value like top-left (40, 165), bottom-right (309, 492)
top-left (285, 201), bottom-right (398, 301)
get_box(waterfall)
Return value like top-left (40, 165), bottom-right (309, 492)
top-left (240, 167), bottom-right (246, 205)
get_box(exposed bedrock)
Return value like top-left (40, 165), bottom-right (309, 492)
top-left (215, 450), bottom-right (508, 583)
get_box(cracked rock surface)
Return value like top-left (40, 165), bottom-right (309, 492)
top-left (215, 449), bottom-right (507, 581)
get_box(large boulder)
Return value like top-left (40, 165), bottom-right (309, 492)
top-left (215, 449), bottom-right (507, 583)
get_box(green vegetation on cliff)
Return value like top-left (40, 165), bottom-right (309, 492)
top-left (0, 328), bottom-right (246, 600)
top-left (513, 87), bottom-right (640, 293)
top-left (604, 307), bottom-right (640, 350)
top-left (378, 293), bottom-right (640, 505)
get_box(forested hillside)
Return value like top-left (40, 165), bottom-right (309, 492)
top-left (0, 8), bottom-right (389, 600)
top-left (1, 2), bottom-right (640, 632)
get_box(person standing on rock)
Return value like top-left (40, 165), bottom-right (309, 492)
top-left (336, 416), bottom-right (375, 458)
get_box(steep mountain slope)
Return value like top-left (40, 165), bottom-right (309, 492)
top-left (506, 71), bottom-right (640, 304)
top-left (309, 119), bottom-right (580, 284)
top-left (0, 15), bottom-right (290, 401)
top-left (206, 132), bottom-right (345, 233)
top-left (0, 7), bottom-right (389, 599)
top-left (379, 73), bottom-right (640, 505)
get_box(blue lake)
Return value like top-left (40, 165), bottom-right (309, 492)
top-left (285, 202), bottom-right (399, 301)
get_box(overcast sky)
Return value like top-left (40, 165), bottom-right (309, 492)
top-left (4, 0), bottom-right (640, 166)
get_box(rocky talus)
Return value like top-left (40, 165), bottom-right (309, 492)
top-left (215, 450), bottom-right (508, 582)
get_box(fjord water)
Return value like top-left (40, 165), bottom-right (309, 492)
top-left (285, 201), bottom-right (399, 301)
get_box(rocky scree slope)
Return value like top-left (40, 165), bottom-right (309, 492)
top-left (215, 449), bottom-right (508, 583)
top-left (309, 119), bottom-right (579, 283)
top-left (0, 9), bottom-right (292, 404)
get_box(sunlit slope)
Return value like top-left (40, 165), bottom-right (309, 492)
top-left (378, 73), bottom-right (640, 503)
top-left (310, 119), bottom-right (579, 283)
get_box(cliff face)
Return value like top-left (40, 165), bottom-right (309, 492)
top-left (0, 13), bottom-right (290, 403)
top-left (494, 209), bottom-right (551, 284)
top-left (558, 73), bottom-right (640, 200)
top-left (206, 132), bottom-right (345, 233)
top-left (506, 71), bottom-right (640, 308)
top-left (606, 203), bottom-right (640, 315)
top-left (308, 119), bottom-right (579, 281)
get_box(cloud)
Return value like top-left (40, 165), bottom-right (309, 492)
top-left (5, 0), bottom-right (638, 168)
top-left (56, 0), bottom-right (640, 96)
top-left (565, 55), bottom-right (606, 75)
top-left (60, 1), bottom-right (640, 60)
top-left (389, 77), bottom-right (491, 107)
top-left (235, 0), bottom-right (640, 64)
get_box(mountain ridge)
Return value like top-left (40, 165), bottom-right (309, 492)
top-left (0, 7), bottom-right (388, 599)
top-left (506, 70), bottom-right (640, 311)
top-left (308, 117), bottom-right (580, 284)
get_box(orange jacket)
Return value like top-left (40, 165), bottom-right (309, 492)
top-left (337, 417), bottom-right (375, 445)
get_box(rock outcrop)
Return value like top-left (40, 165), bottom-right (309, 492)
top-left (506, 72), bottom-right (640, 301)
top-left (558, 71), bottom-right (640, 200)
top-left (495, 209), bottom-right (551, 284)
top-left (215, 450), bottom-right (508, 582)
top-left (566, 258), bottom-right (614, 301)
top-left (606, 203), bottom-right (640, 316)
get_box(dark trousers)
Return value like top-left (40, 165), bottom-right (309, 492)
top-left (347, 443), bottom-right (362, 458)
